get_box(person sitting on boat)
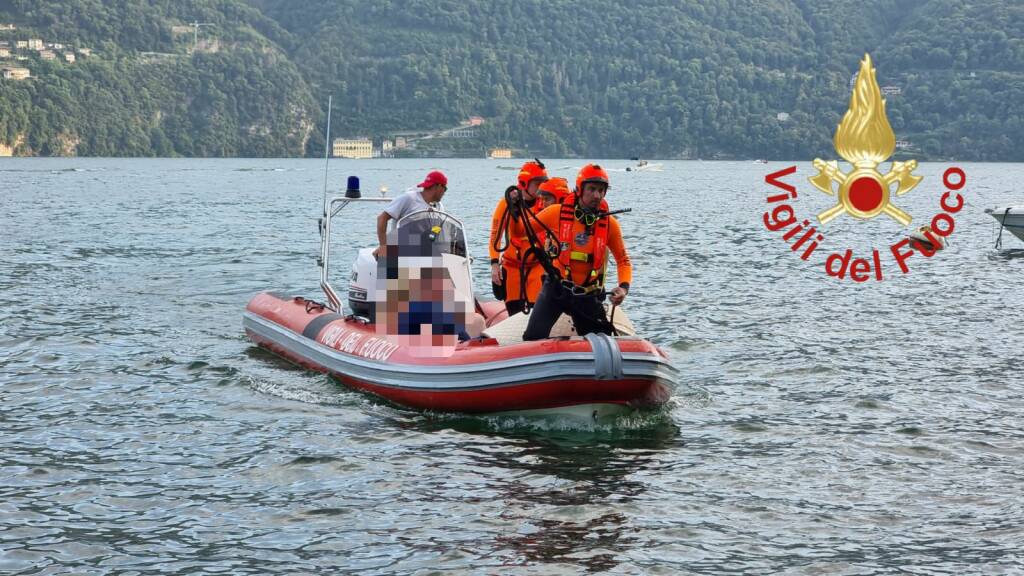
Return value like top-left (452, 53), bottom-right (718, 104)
top-left (376, 262), bottom-right (484, 354)
top-left (398, 266), bottom-right (473, 342)
top-left (488, 160), bottom-right (548, 315)
top-left (514, 164), bottom-right (632, 341)
top-left (374, 170), bottom-right (447, 258)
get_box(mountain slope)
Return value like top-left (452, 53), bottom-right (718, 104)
top-left (251, 0), bottom-right (1024, 160)
top-left (0, 0), bottom-right (316, 157)
top-left (0, 0), bottom-right (1021, 159)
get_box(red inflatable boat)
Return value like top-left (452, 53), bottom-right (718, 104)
top-left (244, 193), bottom-right (677, 421)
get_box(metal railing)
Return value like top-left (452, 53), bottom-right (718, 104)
top-left (319, 196), bottom-right (391, 312)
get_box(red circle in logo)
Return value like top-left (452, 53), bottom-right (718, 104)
top-left (849, 177), bottom-right (883, 212)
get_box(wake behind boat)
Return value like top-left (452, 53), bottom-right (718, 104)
top-left (244, 182), bottom-right (677, 422)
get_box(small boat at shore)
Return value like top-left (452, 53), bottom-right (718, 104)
top-left (244, 181), bottom-right (677, 422)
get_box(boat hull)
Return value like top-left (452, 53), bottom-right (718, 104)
top-left (988, 207), bottom-right (1024, 243)
top-left (244, 293), bottom-right (676, 416)
top-left (908, 227), bottom-right (945, 251)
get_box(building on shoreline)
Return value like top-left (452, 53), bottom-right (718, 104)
top-left (332, 138), bottom-right (373, 159)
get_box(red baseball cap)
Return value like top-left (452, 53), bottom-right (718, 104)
top-left (417, 170), bottom-right (448, 188)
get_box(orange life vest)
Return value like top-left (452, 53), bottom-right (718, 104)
top-left (557, 195), bottom-right (611, 286)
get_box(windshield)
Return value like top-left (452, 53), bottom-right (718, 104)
top-left (394, 210), bottom-right (468, 258)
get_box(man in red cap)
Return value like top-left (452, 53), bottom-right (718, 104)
top-left (375, 170), bottom-right (447, 257)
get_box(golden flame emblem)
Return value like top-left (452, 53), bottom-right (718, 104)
top-left (810, 54), bottom-right (921, 226)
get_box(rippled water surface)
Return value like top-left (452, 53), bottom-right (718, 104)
top-left (2, 158), bottom-right (1023, 574)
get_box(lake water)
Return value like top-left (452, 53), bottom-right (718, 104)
top-left (2, 158), bottom-right (1023, 574)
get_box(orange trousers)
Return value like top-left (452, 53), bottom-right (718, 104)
top-left (501, 260), bottom-right (546, 305)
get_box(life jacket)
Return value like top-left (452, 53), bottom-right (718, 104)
top-left (557, 194), bottom-right (611, 286)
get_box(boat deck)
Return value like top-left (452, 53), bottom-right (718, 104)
top-left (483, 306), bottom-right (637, 346)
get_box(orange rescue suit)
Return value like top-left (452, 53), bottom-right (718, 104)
top-left (489, 198), bottom-right (546, 303)
top-left (513, 201), bottom-right (632, 289)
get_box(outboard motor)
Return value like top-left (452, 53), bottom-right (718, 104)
top-left (348, 248), bottom-right (377, 321)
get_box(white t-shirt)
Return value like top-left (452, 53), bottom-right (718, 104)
top-left (384, 190), bottom-right (443, 225)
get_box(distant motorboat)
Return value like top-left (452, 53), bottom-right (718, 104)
top-left (625, 160), bottom-right (663, 172)
top-left (986, 206), bottom-right (1024, 246)
top-left (753, 159), bottom-right (768, 164)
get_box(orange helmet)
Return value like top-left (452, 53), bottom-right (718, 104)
top-left (517, 159), bottom-right (548, 191)
top-left (538, 177), bottom-right (570, 203)
top-left (575, 163), bottom-right (610, 192)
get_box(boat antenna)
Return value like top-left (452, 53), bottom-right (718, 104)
top-left (321, 95), bottom-right (332, 218)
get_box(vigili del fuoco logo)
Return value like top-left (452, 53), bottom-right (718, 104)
top-left (762, 54), bottom-right (967, 282)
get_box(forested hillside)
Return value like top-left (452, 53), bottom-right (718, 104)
top-left (0, 0), bottom-right (316, 156)
top-left (0, 0), bottom-right (1021, 159)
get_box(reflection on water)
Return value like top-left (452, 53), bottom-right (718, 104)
top-left (2, 158), bottom-right (1024, 573)
top-left (406, 416), bottom-right (680, 571)
top-left (986, 248), bottom-right (1024, 261)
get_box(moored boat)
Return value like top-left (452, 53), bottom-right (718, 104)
top-left (907, 225), bottom-right (946, 251)
top-left (986, 206), bottom-right (1024, 247)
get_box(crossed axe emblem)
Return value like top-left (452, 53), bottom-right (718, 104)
top-left (809, 159), bottom-right (921, 226)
